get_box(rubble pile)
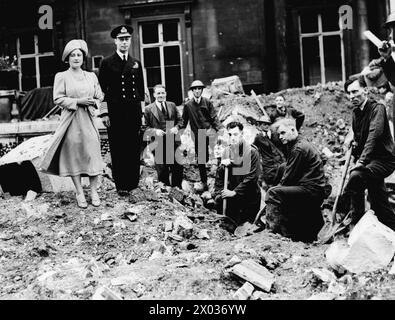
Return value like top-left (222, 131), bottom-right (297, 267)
top-left (209, 82), bottom-right (388, 193)
top-left (1, 82), bottom-right (395, 300)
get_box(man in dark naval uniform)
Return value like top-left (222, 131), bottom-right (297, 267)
top-left (99, 25), bottom-right (145, 194)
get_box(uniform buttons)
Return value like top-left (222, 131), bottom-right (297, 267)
top-left (132, 81), bottom-right (135, 84)
top-left (122, 88), bottom-right (125, 91)
top-left (133, 95), bottom-right (136, 98)
top-left (123, 95), bottom-right (126, 98)
top-left (122, 82), bottom-right (125, 85)
top-left (122, 75), bottom-right (124, 78)
top-left (132, 75), bottom-right (135, 78)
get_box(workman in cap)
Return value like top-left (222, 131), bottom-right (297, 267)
top-left (177, 80), bottom-right (223, 191)
top-left (98, 25), bottom-right (146, 195)
top-left (252, 112), bottom-right (285, 189)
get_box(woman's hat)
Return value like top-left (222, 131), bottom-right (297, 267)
top-left (62, 39), bottom-right (88, 62)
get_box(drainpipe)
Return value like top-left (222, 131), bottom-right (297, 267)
top-left (78, 0), bottom-right (86, 40)
top-left (356, 0), bottom-right (369, 70)
top-left (273, 0), bottom-right (289, 90)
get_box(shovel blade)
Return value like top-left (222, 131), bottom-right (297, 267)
top-left (317, 222), bottom-right (341, 244)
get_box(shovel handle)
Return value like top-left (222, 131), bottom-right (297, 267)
top-left (331, 147), bottom-right (353, 224)
top-left (251, 90), bottom-right (270, 118)
top-left (223, 166), bottom-right (229, 215)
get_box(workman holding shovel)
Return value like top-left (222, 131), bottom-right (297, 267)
top-left (213, 121), bottom-right (261, 228)
top-left (342, 77), bottom-right (395, 231)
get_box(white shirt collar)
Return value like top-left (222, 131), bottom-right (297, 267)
top-left (116, 50), bottom-right (128, 61)
top-left (155, 100), bottom-right (166, 110)
top-left (194, 97), bottom-right (202, 104)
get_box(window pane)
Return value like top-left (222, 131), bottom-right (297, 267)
top-left (21, 58), bottom-right (36, 90)
top-left (165, 66), bottom-right (182, 105)
top-left (146, 67), bottom-right (161, 88)
top-left (300, 12), bottom-right (318, 33)
top-left (19, 33), bottom-right (35, 54)
top-left (164, 46), bottom-right (180, 66)
top-left (143, 47), bottom-right (160, 68)
top-left (324, 36), bottom-right (342, 82)
top-left (142, 22), bottom-right (159, 44)
top-left (322, 8), bottom-right (340, 32)
top-left (39, 56), bottom-right (55, 87)
top-left (163, 21), bottom-right (179, 41)
top-left (38, 30), bottom-right (53, 53)
top-left (302, 37), bottom-right (321, 85)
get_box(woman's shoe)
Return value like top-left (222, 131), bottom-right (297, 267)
top-left (91, 191), bottom-right (101, 207)
top-left (76, 193), bottom-right (88, 209)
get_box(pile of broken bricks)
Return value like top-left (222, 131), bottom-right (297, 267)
top-left (308, 210), bottom-right (395, 300)
top-left (224, 255), bottom-right (275, 300)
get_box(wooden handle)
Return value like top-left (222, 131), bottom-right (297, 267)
top-left (330, 147), bottom-right (353, 224)
top-left (223, 166), bottom-right (229, 215)
top-left (251, 90), bottom-right (269, 118)
top-left (363, 30), bottom-right (395, 62)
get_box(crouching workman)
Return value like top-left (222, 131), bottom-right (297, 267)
top-left (342, 77), bottom-right (395, 231)
top-left (265, 118), bottom-right (326, 242)
top-left (214, 121), bottom-right (261, 226)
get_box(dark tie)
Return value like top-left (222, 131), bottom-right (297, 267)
top-left (162, 102), bottom-right (168, 118)
top-left (122, 54), bottom-right (126, 62)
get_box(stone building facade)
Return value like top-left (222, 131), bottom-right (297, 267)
top-left (0, 0), bottom-right (393, 104)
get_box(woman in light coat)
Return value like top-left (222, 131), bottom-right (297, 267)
top-left (40, 39), bottom-right (105, 208)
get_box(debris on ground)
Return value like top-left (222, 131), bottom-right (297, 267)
top-left (91, 286), bottom-right (123, 300)
top-left (326, 210), bottom-right (395, 274)
top-left (228, 259), bottom-right (275, 292)
top-left (232, 281), bottom-right (254, 300)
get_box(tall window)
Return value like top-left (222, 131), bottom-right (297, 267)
top-left (139, 20), bottom-right (184, 105)
top-left (17, 31), bottom-right (55, 91)
top-left (298, 9), bottom-right (346, 86)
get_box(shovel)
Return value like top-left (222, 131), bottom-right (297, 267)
top-left (317, 147), bottom-right (353, 244)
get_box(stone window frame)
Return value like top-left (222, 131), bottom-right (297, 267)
top-left (119, 0), bottom-right (194, 102)
top-left (16, 33), bottom-right (55, 91)
top-left (298, 12), bottom-right (346, 86)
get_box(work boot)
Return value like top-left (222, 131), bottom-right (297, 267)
top-left (265, 203), bottom-right (290, 236)
top-left (348, 192), bottom-right (365, 225)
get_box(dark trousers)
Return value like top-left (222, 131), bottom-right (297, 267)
top-left (192, 132), bottom-right (209, 184)
top-left (107, 101), bottom-right (142, 191)
top-left (215, 193), bottom-right (261, 225)
top-left (343, 159), bottom-right (395, 230)
top-left (265, 185), bottom-right (324, 242)
top-left (153, 136), bottom-right (183, 188)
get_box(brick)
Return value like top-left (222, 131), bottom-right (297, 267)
top-left (233, 282), bottom-right (254, 300)
top-left (24, 190), bottom-right (37, 202)
top-left (91, 286), bottom-right (122, 300)
top-left (229, 259), bottom-right (274, 292)
top-left (224, 255), bottom-right (242, 269)
top-left (173, 216), bottom-right (194, 239)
